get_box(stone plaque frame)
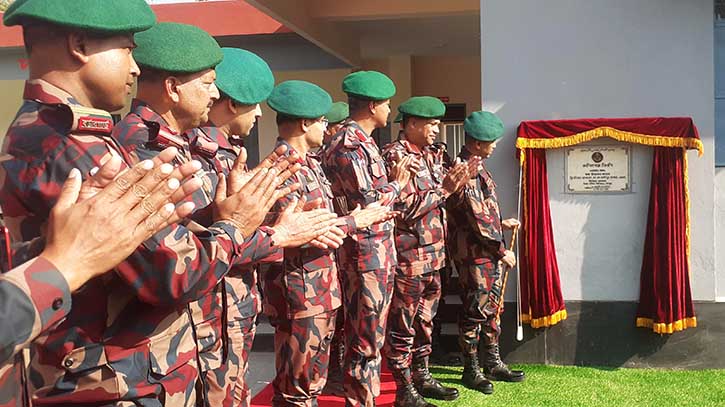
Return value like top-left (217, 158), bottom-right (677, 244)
top-left (564, 145), bottom-right (632, 194)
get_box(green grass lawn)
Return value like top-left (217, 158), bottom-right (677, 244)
top-left (428, 364), bottom-right (725, 407)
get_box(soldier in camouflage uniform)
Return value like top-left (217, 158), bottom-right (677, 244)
top-left (446, 111), bottom-right (525, 395)
top-left (262, 80), bottom-right (397, 407)
top-left (382, 97), bottom-right (478, 407)
top-left (0, 157), bottom-right (202, 406)
top-left (322, 71), bottom-right (415, 407)
top-left (184, 47), bottom-right (276, 407)
top-left (0, 7), bottom-right (333, 405)
top-left (112, 26), bottom-right (340, 406)
top-left (320, 100), bottom-right (350, 396)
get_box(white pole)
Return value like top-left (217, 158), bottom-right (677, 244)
top-left (516, 159), bottom-right (524, 342)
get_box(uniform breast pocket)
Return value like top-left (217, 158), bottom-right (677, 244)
top-left (148, 313), bottom-right (196, 380)
top-left (370, 160), bottom-right (387, 179)
top-left (415, 174), bottom-right (434, 191)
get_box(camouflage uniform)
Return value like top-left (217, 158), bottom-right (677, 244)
top-left (446, 148), bottom-right (507, 353)
top-left (321, 120), bottom-right (400, 407)
top-left (0, 258), bottom-right (71, 407)
top-left (263, 139), bottom-right (357, 406)
top-left (186, 125), bottom-right (262, 407)
top-left (381, 138), bottom-right (448, 377)
top-left (0, 81), bottom-right (272, 406)
top-left (114, 104), bottom-right (282, 407)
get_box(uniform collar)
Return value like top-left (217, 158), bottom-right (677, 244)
top-left (24, 79), bottom-right (88, 107)
top-left (131, 99), bottom-right (175, 132)
top-left (397, 134), bottom-right (424, 155)
top-left (275, 138), bottom-right (306, 164)
top-left (198, 123), bottom-right (235, 151)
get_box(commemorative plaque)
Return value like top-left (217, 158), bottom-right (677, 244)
top-left (565, 145), bottom-right (631, 193)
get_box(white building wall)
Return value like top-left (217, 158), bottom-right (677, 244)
top-left (481, 0), bottom-right (717, 301)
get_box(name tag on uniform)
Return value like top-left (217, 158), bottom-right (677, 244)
top-left (304, 173), bottom-right (320, 191)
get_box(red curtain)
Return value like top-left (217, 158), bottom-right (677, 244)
top-left (520, 149), bottom-right (567, 327)
top-left (515, 117), bottom-right (702, 332)
top-left (636, 148), bottom-right (697, 333)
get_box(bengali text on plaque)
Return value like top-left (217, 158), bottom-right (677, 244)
top-left (565, 145), bottom-right (631, 193)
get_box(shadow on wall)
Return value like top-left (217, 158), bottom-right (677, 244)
top-left (566, 143), bottom-right (670, 366)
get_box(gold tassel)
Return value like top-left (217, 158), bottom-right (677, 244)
top-left (516, 127), bottom-right (704, 156)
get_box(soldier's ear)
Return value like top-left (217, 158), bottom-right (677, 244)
top-left (165, 76), bottom-right (182, 103)
top-left (368, 101), bottom-right (377, 115)
top-left (67, 32), bottom-right (91, 64)
top-left (227, 98), bottom-right (238, 115)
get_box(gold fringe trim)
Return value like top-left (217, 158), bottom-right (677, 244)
top-left (516, 127), bottom-right (704, 156)
top-left (636, 317), bottom-right (697, 334)
top-left (522, 309), bottom-right (568, 328)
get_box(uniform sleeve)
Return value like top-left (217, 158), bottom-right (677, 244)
top-left (0, 257), bottom-right (71, 364)
top-left (0, 137), bottom-right (264, 308)
top-left (332, 147), bottom-right (400, 208)
top-left (449, 185), bottom-right (506, 260)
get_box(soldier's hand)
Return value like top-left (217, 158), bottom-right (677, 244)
top-left (79, 147), bottom-right (203, 205)
top-left (441, 162), bottom-right (471, 195)
top-left (228, 145), bottom-right (301, 194)
top-left (310, 225), bottom-right (346, 249)
top-left (501, 250), bottom-right (516, 268)
top-left (41, 157), bottom-right (202, 291)
top-left (213, 159), bottom-right (301, 237)
top-left (349, 203), bottom-right (396, 229)
top-left (502, 218), bottom-right (520, 230)
top-left (270, 197), bottom-right (339, 248)
top-left (390, 155), bottom-right (414, 187)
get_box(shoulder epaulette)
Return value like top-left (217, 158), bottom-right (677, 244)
top-left (144, 119), bottom-right (186, 151)
top-left (66, 105), bottom-right (113, 135)
top-left (191, 134), bottom-right (219, 159)
top-left (343, 128), bottom-right (363, 149)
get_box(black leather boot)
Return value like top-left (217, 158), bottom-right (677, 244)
top-left (392, 368), bottom-right (436, 407)
top-left (461, 352), bottom-right (494, 394)
top-left (411, 357), bottom-right (459, 401)
top-left (483, 344), bottom-right (526, 382)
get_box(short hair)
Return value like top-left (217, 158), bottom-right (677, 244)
top-left (275, 113), bottom-right (299, 126)
top-left (348, 96), bottom-right (372, 113)
top-left (137, 66), bottom-right (171, 84)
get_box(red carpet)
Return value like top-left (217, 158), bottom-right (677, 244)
top-left (250, 366), bottom-right (397, 407)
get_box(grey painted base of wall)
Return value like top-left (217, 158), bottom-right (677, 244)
top-left (435, 301), bottom-right (725, 369)
top-left (253, 301), bottom-right (725, 369)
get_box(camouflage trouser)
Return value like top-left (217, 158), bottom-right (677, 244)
top-left (342, 266), bottom-right (395, 407)
top-left (203, 315), bottom-right (257, 407)
top-left (271, 310), bottom-right (337, 406)
top-left (455, 260), bottom-right (503, 354)
top-left (384, 270), bottom-right (442, 373)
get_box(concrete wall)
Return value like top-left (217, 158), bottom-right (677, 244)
top-left (412, 55), bottom-right (481, 118)
top-left (481, 0), bottom-right (717, 301)
top-left (716, 167), bottom-right (725, 301)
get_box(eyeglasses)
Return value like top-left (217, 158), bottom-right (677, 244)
top-left (320, 118), bottom-right (329, 129)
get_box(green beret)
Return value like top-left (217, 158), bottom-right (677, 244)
top-left (133, 22), bottom-right (222, 74)
top-left (326, 102), bottom-right (349, 124)
top-left (4, 0), bottom-right (155, 35)
top-left (395, 96), bottom-right (446, 123)
top-left (216, 48), bottom-right (274, 105)
top-left (268, 80), bottom-right (332, 119)
top-left (342, 70), bottom-right (396, 101)
top-left (464, 111), bottom-right (505, 142)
